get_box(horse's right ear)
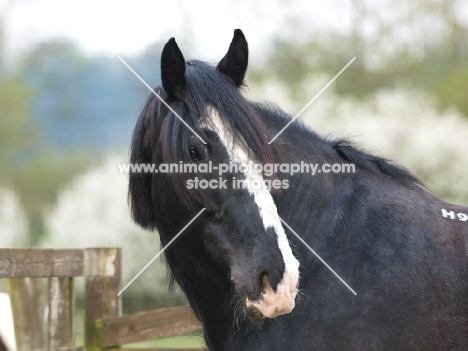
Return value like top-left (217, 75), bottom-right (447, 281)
top-left (161, 38), bottom-right (186, 96)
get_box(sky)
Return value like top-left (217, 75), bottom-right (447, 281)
top-left (1, 0), bottom-right (354, 61)
top-left (2, 0), bottom-right (468, 70)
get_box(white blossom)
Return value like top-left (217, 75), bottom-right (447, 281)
top-left (0, 188), bottom-right (28, 248)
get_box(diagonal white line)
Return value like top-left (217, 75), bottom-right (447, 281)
top-left (268, 57), bottom-right (356, 144)
top-left (118, 208), bottom-right (206, 296)
top-left (118, 56), bottom-right (207, 145)
top-left (270, 209), bottom-right (357, 295)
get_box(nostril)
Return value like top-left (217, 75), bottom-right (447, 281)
top-left (258, 267), bottom-right (283, 292)
top-left (259, 273), bottom-right (267, 292)
top-left (261, 273), bottom-right (272, 292)
top-left (259, 272), bottom-right (280, 293)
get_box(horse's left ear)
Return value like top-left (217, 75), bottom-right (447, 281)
top-left (217, 29), bottom-right (248, 87)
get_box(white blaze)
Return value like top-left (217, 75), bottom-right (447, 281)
top-left (203, 106), bottom-right (300, 318)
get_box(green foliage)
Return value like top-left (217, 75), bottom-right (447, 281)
top-left (249, 0), bottom-right (468, 118)
top-left (433, 64), bottom-right (468, 114)
top-left (0, 75), bottom-right (35, 183)
top-left (0, 25), bottom-right (92, 245)
top-left (0, 66), bottom-right (91, 246)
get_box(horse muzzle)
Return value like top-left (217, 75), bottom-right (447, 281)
top-left (244, 271), bottom-right (298, 319)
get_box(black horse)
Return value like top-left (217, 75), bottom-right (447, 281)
top-left (129, 29), bottom-right (468, 350)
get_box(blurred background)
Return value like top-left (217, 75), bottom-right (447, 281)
top-left (0, 0), bottom-right (467, 318)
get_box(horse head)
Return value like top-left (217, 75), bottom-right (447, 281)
top-left (129, 30), bottom-right (300, 320)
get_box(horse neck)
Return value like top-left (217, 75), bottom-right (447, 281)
top-left (164, 241), bottom-right (236, 349)
top-left (269, 119), bottom-right (351, 244)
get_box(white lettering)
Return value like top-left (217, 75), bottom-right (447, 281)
top-left (441, 208), bottom-right (456, 219)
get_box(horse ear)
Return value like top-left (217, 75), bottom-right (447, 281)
top-left (217, 29), bottom-right (248, 87)
top-left (161, 38), bottom-right (186, 96)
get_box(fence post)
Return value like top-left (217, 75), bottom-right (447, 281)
top-left (84, 248), bottom-right (121, 351)
top-left (6, 277), bottom-right (48, 351)
top-left (48, 276), bottom-right (74, 350)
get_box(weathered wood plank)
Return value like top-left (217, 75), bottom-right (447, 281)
top-left (84, 248), bottom-right (121, 351)
top-left (84, 247), bottom-right (121, 277)
top-left (7, 277), bottom-right (48, 351)
top-left (0, 249), bottom-right (84, 278)
top-left (48, 277), bottom-right (74, 351)
top-left (99, 306), bottom-right (203, 347)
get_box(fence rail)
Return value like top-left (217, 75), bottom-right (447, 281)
top-left (0, 249), bottom-right (84, 278)
top-left (98, 306), bottom-right (202, 348)
top-left (0, 248), bottom-right (206, 351)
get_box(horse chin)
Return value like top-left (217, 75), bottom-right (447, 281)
top-left (244, 305), bottom-right (266, 321)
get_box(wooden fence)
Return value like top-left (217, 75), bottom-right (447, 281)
top-left (0, 248), bottom-right (206, 351)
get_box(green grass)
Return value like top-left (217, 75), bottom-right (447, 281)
top-left (125, 335), bottom-right (206, 348)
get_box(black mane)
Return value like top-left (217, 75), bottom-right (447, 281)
top-left (331, 138), bottom-right (422, 187)
top-left (252, 102), bottom-right (422, 189)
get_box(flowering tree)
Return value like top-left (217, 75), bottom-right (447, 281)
top-left (0, 188), bottom-right (28, 248)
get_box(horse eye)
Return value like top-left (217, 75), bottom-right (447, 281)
top-left (189, 146), bottom-right (201, 160)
